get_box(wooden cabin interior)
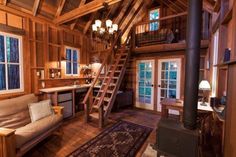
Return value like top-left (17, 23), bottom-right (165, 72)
top-left (0, 0), bottom-right (235, 156)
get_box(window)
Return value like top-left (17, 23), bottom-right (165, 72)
top-left (0, 32), bottom-right (23, 93)
top-left (65, 47), bottom-right (79, 76)
top-left (149, 8), bottom-right (160, 31)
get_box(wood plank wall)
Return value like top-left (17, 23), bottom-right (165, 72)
top-left (0, 9), bottom-right (91, 100)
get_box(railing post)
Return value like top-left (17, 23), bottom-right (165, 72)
top-left (131, 26), bottom-right (136, 50)
top-left (99, 104), bottom-right (104, 128)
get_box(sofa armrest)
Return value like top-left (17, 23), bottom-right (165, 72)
top-left (0, 128), bottom-right (16, 157)
top-left (52, 106), bottom-right (64, 115)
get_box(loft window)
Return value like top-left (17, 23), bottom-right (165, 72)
top-left (149, 8), bottom-right (160, 31)
top-left (65, 47), bottom-right (79, 76)
top-left (0, 32), bottom-right (24, 94)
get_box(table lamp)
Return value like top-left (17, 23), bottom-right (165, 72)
top-left (199, 80), bottom-right (211, 106)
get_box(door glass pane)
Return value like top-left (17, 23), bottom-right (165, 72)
top-left (161, 89), bottom-right (167, 97)
top-left (139, 63), bottom-right (145, 70)
top-left (8, 65), bottom-right (20, 89)
top-left (146, 80), bottom-right (152, 87)
top-left (0, 64), bottom-right (6, 90)
top-left (145, 96), bottom-right (151, 104)
top-left (162, 62), bottom-right (169, 70)
top-left (139, 87), bottom-right (145, 95)
top-left (169, 90), bottom-right (176, 98)
top-left (139, 81), bottom-right (145, 86)
top-left (146, 71), bottom-right (152, 79)
top-left (145, 88), bottom-right (151, 96)
top-left (161, 80), bottom-right (168, 88)
top-left (139, 71), bottom-right (145, 79)
top-left (6, 37), bottom-right (19, 63)
top-left (139, 95), bottom-right (145, 103)
top-left (170, 62), bottom-right (178, 70)
top-left (169, 71), bottom-right (177, 80)
top-left (169, 81), bottom-right (177, 89)
top-left (161, 71), bottom-right (168, 79)
top-left (0, 35), bottom-right (4, 62)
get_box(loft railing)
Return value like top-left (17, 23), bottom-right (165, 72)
top-left (132, 11), bottom-right (210, 48)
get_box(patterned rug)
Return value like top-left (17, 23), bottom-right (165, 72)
top-left (68, 120), bottom-right (153, 157)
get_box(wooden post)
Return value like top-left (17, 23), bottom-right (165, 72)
top-left (0, 128), bottom-right (16, 157)
top-left (99, 104), bottom-right (104, 128)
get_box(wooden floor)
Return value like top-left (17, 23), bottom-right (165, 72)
top-left (23, 108), bottom-right (161, 157)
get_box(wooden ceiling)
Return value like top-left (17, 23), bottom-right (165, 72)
top-left (0, 0), bottom-right (215, 36)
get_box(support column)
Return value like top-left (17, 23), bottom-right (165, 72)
top-left (183, 0), bottom-right (203, 130)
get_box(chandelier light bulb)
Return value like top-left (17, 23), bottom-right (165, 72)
top-left (95, 20), bottom-right (102, 28)
top-left (92, 24), bottom-right (97, 31)
top-left (112, 24), bottom-right (118, 31)
top-left (100, 27), bottom-right (105, 34)
top-left (108, 27), bottom-right (114, 34)
top-left (106, 19), bottom-right (112, 28)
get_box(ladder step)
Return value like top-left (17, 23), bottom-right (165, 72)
top-left (104, 83), bottom-right (116, 86)
top-left (108, 70), bottom-right (121, 73)
top-left (105, 77), bottom-right (119, 79)
top-left (90, 112), bottom-right (99, 119)
top-left (104, 97), bottom-right (110, 102)
top-left (99, 90), bottom-right (113, 94)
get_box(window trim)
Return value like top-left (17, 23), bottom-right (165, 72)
top-left (64, 46), bottom-right (80, 76)
top-left (0, 31), bottom-right (24, 94)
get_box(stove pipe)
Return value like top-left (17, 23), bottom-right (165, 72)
top-left (183, 0), bottom-right (203, 130)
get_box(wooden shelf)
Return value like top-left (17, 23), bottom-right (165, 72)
top-left (221, 8), bottom-right (233, 25)
top-left (49, 68), bottom-right (61, 70)
top-left (48, 43), bottom-right (62, 48)
top-left (31, 67), bottom-right (44, 70)
top-left (38, 77), bottom-right (93, 81)
top-left (214, 59), bottom-right (236, 67)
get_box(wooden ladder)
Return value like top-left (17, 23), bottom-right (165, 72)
top-left (84, 47), bottom-right (129, 128)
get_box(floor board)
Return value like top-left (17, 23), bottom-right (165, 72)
top-left (23, 108), bottom-right (161, 157)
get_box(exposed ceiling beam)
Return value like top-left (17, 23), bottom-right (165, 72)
top-left (55, 0), bottom-right (66, 17)
top-left (54, 0), bottom-right (122, 24)
top-left (176, 0), bottom-right (188, 8)
top-left (83, 12), bottom-right (96, 34)
top-left (159, 0), bottom-right (178, 13)
top-left (203, 0), bottom-right (214, 13)
top-left (3, 0), bottom-right (7, 5)
top-left (166, 0), bottom-right (185, 12)
top-left (114, 0), bottom-right (133, 25)
top-left (32, 0), bottom-right (41, 16)
top-left (70, 0), bottom-right (87, 30)
top-left (119, 0), bottom-right (143, 31)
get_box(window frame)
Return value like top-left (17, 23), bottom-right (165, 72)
top-left (0, 31), bottom-right (24, 94)
top-left (149, 7), bottom-right (160, 31)
top-left (64, 46), bottom-right (80, 76)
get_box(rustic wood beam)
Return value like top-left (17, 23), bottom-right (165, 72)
top-left (83, 13), bottom-right (96, 34)
top-left (203, 0), bottom-right (214, 13)
top-left (119, 0), bottom-right (143, 31)
top-left (166, 0), bottom-right (185, 12)
top-left (70, 0), bottom-right (87, 30)
top-left (0, 23), bottom-right (25, 35)
top-left (159, 0), bottom-right (178, 13)
top-left (3, 0), bottom-right (7, 5)
top-left (114, 0), bottom-right (133, 25)
top-left (55, 0), bottom-right (66, 17)
top-left (32, 0), bottom-right (41, 16)
top-left (54, 0), bottom-right (122, 24)
top-left (176, 0), bottom-right (188, 8)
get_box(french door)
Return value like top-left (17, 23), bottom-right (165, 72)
top-left (136, 60), bottom-right (155, 110)
top-left (157, 59), bottom-right (181, 112)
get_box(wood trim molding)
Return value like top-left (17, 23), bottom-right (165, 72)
top-left (32, 0), bottom-right (41, 16)
top-left (54, 0), bottom-right (122, 24)
top-left (0, 23), bottom-right (25, 35)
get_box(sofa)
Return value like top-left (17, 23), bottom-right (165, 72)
top-left (0, 94), bottom-right (64, 157)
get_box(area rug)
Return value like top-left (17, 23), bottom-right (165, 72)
top-left (67, 120), bottom-right (153, 157)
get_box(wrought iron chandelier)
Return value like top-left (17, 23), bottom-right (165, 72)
top-left (91, 3), bottom-right (118, 37)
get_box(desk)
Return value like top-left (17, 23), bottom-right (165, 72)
top-left (161, 98), bottom-right (213, 121)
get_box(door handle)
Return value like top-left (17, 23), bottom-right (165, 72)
top-left (151, 84), bottom-right (154, 87)
top-left (158, 85), bottom-right (161, 87)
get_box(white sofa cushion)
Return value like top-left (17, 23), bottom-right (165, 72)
top-left (28, 100), bottom-right (53, 122)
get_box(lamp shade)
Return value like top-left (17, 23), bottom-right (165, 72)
top-left (106, 19), bottom-right (112, 28)
top-left (108, 27), bottom-right (114, 34)
top-left (92, 24), bottom-right (97, 31)
top-left (112, 24), bottom-right (118, 31)
top-left (199, 80), bottom-right (211, 91)
top-left (100, 27), bottom-right (105, 34)
top-left (95, 20), bottom-right (102, 28)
